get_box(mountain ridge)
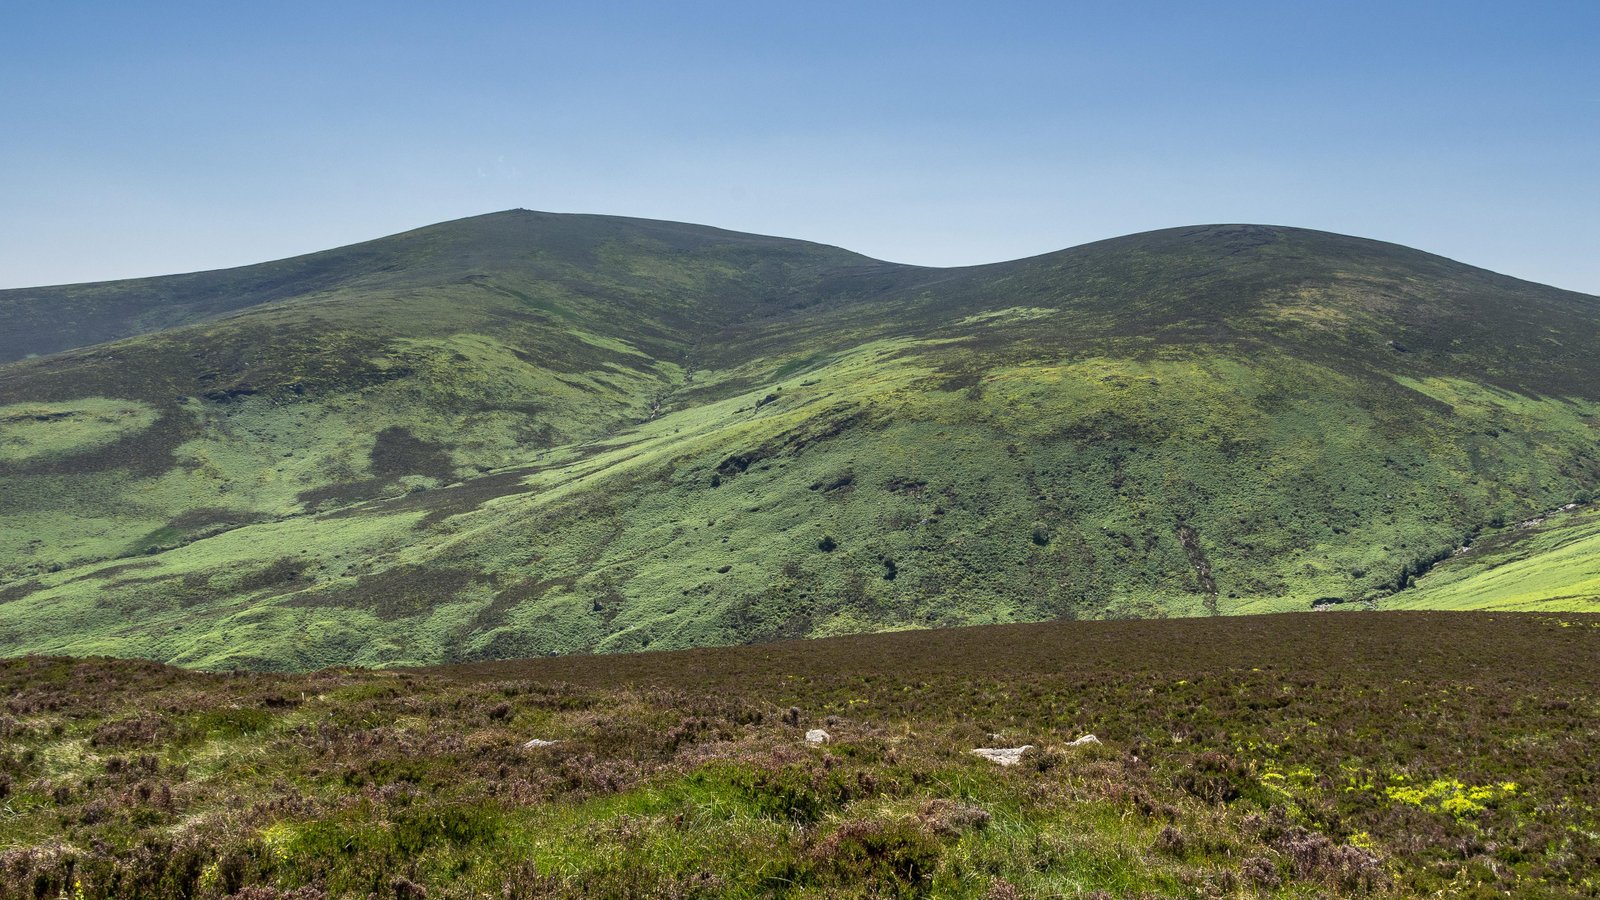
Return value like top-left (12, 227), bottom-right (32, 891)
top-left (0, 208), bottom-right (900, 364)
top-left (10, 211), bottom-right (1593, 368)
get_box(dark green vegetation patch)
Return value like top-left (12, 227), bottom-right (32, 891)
top-left (3, 211), bottom-right (1600, 669)
top-left (1, 612), bottom-right (1597, 897)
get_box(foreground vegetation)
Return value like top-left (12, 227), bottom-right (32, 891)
top-left (2, 612), bottom-right (1596, 898)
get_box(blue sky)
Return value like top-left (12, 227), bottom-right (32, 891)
top-left (2, 1), bottom-right (1596, 291)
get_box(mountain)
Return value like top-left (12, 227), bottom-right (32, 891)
top-left (2, 210), bottom-right (1598, 670)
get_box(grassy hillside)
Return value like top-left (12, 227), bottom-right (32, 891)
top-left (1398, 502), bottom-right (1600, 609)
top-left (2, 613), bottom-right (1597, 898)
top-left (2, 211), bottom-right (1600, 669)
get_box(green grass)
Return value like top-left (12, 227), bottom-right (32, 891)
top-left (0, 397), bottom-right (160, 462)
top-left (2, 212), bottom-right (1600, 670)
top-left (1399, 504), bottom-right (1600, 610)
top-left (2, 612), bottom-right (1597, 897)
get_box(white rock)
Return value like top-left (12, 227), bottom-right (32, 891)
top-left (805, 729), bottom-right (830, 744)
top-left (971, 745), bottom-right (1032, 766)
top-left (522, 738), bottom-right (560, 749)
top-left (1068, 734), bottom-right (1101, 746)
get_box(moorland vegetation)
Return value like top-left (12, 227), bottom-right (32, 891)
top-left (2, 612), bottom-right (1596, 897)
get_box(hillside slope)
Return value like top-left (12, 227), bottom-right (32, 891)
top-left (2, 211), bottom-right (1598, 669)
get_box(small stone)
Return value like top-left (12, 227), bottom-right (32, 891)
top-left (805, 729), bottom-right (830, 744)
top-left (1068, 734), bottom-right (1101, 746)
top-left (972, 745), bottom-right (1032, 766)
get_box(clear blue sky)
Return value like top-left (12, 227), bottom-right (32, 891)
top-left (3, 1), bottom-right (1596, 292)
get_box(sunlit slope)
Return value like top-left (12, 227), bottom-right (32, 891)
top-left (0, 211), bottom-right (895, 573)
top-left (2, 213), bottom-right (1598, 669)
top-left (1397, 505), bottom-right (1600, 610)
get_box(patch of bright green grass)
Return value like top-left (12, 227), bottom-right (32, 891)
top-left (1399, 505), bottom-right (1600, 611)
top-left (0, 397), bottom-right (158, 462)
